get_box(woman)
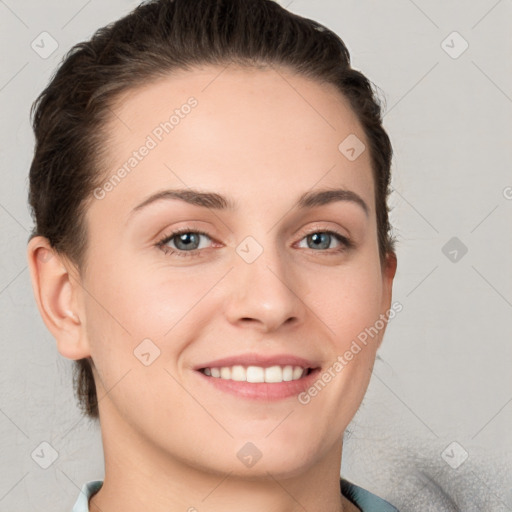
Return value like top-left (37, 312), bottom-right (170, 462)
top-left (26, 0), bottom-right (399, 510)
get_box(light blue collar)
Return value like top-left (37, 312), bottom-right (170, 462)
top-left (72, 478), bottom-right (399, 512)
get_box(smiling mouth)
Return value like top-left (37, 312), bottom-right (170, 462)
top-left (198, 365), bottom-right (316, 383)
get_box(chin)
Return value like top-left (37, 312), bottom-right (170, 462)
top-left (219, 446), bottom-right (317, 481)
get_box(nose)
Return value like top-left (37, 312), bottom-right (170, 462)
top-left (223, 239), bottom-right (307, 333)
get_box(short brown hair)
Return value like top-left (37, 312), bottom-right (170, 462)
top-left (28, 0), bottom-right (396, 420)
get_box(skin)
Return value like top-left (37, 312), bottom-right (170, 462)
top-left (27, 64), bottom-right (397, 512)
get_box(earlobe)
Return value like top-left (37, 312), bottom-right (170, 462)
top-left (26, 236), bottom-right (91, 360)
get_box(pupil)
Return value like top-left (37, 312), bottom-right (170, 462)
top-left (176, 233), bottom-right (198, 250)
top-left (310, 233), bottom-right (329, 250)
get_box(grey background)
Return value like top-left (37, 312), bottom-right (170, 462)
top-left (1, 1), bottom-right (511, 510)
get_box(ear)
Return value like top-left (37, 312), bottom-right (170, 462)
top-left (376, 251), bottom-right (398, 350)
top-left (27, 236), bottom-right (91, 360)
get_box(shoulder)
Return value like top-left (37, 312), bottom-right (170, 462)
top-left (340, 478), bottom-right (399, 512)
top-left (71, 480), bottom-right (103, 512)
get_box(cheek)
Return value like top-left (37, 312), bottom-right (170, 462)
top-left (297, 265), bottom-right (383, 431)
top-left (86, 251), bottom-right (214, 341)
top-left (82, 260), bottom-right (203, 414)
top-left (309, 258), bottom-right (383, 342)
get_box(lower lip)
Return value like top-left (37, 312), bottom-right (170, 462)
top-left (194, 368), bottom-right (322, 401)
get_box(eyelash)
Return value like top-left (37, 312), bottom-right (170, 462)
top-left (156, 226), bottom-right (353, 259)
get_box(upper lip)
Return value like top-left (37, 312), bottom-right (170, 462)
top-left (193, 353), bottom-right (320, 370)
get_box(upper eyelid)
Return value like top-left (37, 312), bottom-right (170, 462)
top-left (157, 228), bottom-right (211, 245)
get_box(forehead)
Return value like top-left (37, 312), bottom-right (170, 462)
top-left (96, 64), bottom-right (374, 219)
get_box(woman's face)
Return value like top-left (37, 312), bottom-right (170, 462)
top-left (78, 64), bottom-right (396, 478)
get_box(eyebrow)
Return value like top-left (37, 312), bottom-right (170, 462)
top-left (129, 187), bottom-right (369, 218)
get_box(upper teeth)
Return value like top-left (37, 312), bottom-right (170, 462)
top-left (202, 365), bottom-right (307, 383)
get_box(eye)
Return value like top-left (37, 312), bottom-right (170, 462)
top-left (157, 228), bottom-right (213, 258)
top-left (296, 230), bottom-right (353, 254)
top-left (156, 227), bottom-right (353, 259)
